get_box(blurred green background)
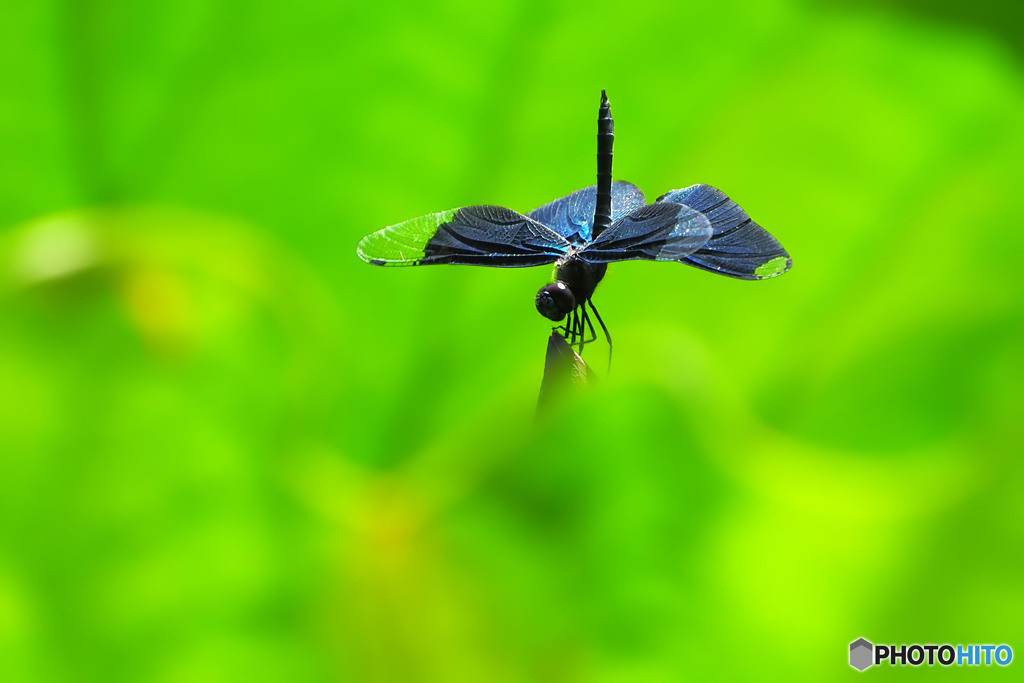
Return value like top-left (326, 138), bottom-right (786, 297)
top-left (1, 0), bottom-right (1022, 680)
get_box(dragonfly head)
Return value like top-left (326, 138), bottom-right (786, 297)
top-left (535, 281), bottom-right (575, 321)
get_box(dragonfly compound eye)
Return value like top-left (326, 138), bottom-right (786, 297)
top-left (535, 282), bottom-right (575, 321)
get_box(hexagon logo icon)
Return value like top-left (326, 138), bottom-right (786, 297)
top-left (850, 638), bottom-right (874, 671)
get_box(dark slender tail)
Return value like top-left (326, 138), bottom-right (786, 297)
top-left (593, 89), bottom-right (614, 239)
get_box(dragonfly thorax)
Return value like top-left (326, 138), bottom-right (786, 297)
top-left (556, 256), bottom-right (607, 305)
top-left (534, 256), bottom-right (607, 322)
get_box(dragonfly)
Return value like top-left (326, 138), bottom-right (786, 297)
top-left (357, 91), bottom-right (791, 363)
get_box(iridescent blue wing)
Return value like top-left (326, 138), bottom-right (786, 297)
top-left (527, 181), bottom-right (646, 245)
top-left (357, 206), bottom-right (570, 267)
top-left (656, 184), bottom-right (791, 279)
top-left (576, 202), bottom-right (713, 263)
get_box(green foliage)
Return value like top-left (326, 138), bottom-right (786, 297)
top-left (1, 0), bottom-right (1022, 680)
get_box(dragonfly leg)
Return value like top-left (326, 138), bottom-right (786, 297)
top-left (574, 307), bottom-right (589, 354)
top-left (571, 307), bottom-right (580, 354)
top-left (551, 310), bottom-right (576, 342)
top-left (580, 306), bottom-right (598, 347)
top-left (587, 298), bottom-right (612, 371)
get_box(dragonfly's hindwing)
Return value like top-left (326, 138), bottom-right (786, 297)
top-left (657, 184), bottom-right (791, 279)
top-left (577, 202), bottom-right (713, 263)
